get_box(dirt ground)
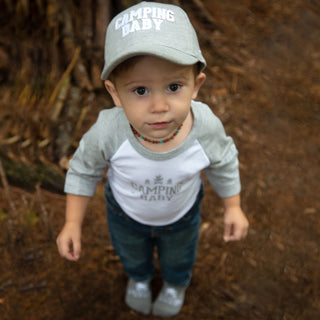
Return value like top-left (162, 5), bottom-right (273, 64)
top-left (0, 0), bottom-right (320, 319)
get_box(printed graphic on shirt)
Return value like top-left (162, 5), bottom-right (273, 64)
top-left (115, 7), bottom-right (175, 37)
top-left (131, 175), bottom-right (184, 202)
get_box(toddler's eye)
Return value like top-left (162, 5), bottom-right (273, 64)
top-left (134, 87), bottom-right (148, 96)
top-left (168, 83), bottom-right (181, 92)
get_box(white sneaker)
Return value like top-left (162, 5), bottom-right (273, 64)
top-left (152, 282), bottom-right (187, 317)
top-left (125, 278), bottom-right (152, 315)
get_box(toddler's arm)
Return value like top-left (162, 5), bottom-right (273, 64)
top-left (222, 194), bottom-right (249, 242)
top-left (56, 194), bottom-right (91, 261)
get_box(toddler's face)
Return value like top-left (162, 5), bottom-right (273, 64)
top-left (105, 56), bottom-right (205, 146)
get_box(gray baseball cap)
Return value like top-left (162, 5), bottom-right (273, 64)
top-left (101, 1), bottom-right (206, 80)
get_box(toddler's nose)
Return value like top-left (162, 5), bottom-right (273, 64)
top-left (150, 94), bottom-right (169, 113)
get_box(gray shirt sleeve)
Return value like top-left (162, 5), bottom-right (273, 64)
top-left (64, 108), bottom-right (127, 196)
top-left (193, 101), bottom-right (241, 198)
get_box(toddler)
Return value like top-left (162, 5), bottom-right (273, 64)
top-left (57, 1), bottom-right (249, 317)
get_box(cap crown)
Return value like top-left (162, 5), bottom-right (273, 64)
top-left (101, 1), bottom-right (206, 80)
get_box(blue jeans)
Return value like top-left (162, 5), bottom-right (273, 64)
top-left (105, 181), bottom-right (204, 287)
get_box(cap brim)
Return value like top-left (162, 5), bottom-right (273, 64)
top-left (101, 42), bottom-right (206, 80)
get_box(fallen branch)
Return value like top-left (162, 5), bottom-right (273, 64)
top-left (0, 149), bottom-right (65, 194)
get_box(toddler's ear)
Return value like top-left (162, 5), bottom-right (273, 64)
top-left (104, 80), bottom-right (122, 107)
top-left (192, 72), bottom-right (206, 100)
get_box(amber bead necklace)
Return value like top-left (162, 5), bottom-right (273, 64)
top-left (130, 124), bottom-right (183, 144)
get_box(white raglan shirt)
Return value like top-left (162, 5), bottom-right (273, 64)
top-left (65, 101), bottom-right (241, 226)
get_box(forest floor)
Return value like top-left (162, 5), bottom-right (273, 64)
top-left (0, 0), bottom-right (320, 319)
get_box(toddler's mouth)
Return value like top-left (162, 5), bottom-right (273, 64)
top-left (148, 122), bottom-right (172, 129)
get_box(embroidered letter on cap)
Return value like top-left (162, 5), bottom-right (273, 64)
top-left (152, 19), bottom-right (164, 30)
top-left (116, 6), bottom-right (175, 37)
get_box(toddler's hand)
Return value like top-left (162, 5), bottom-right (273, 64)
top-left (223, 207), bottom-right (249, 242)
top-left (56, 222), bottom-right (82, 261)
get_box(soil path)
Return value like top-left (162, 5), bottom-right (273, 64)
top-left (0, 1), bottom-right (319, 319)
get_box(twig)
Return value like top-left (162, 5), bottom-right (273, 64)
top-left (48, 46), bottom-right (81, 108)
top-left (36, 184), bottom-right (53, 240)
top-left (0, 158), bottom-right (16, 217)
top-left (61, 5), bottom-right (93, 91)
top-left (20, 280), bottom-right (47, 293)
top-left (0, 158), bottom-right (17, 240)
top-left (50, 76), bottom-right (71, 121)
